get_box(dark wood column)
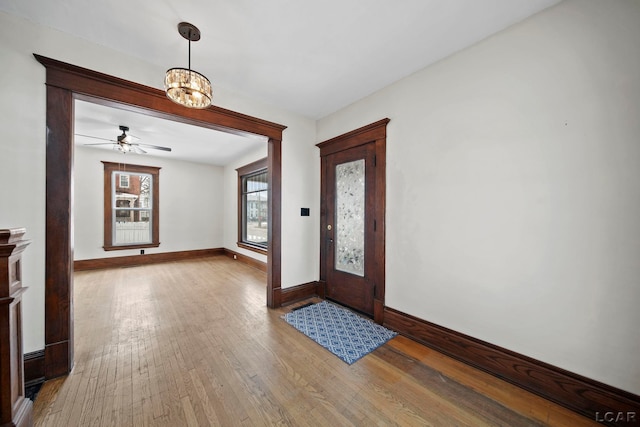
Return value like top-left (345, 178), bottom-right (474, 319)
top-left (44, 85), bottom-right (74, 379)
top-left (0, 228), bottom-right (33, 427)
top-left (267, 138), bottom-right (282, 308)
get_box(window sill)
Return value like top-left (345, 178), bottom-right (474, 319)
top-left (103, 242), bottom-right (160, 251)
top-left (237, 242), bottom-right (267, 255)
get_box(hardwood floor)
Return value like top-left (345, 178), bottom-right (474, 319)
top-left (33, 257), bottom-right (597, 426)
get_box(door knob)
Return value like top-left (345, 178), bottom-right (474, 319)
top-left (327, 224), bottom-right (332, 230)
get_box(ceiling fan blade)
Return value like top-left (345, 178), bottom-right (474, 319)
top-left (78, 128), bottom-right (168, 155)
top-left (134, 143), bottom-right (172, 152)
top-left (75, 134), bottom-right (116, 143)
top-left (132, 146), bottom-right (147, 154)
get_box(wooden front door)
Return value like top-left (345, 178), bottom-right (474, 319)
top-left (317, 119), bottom-right (388, 321)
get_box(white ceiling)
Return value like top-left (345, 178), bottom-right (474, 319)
top-left (2, 0), bottom-right (561, 165)
top-left (74, 100), bottom-right (266, 166)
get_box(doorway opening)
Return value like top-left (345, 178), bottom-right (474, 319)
top-left (36, 54), bottom-right (285, 378)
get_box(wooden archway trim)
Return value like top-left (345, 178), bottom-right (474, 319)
top-left (34, 54), bottom-right (285, 378)
top-left (34, 55), bottom-right (285, 140)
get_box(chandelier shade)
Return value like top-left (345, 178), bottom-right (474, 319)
top-left (164, 22), bottom-right (212, 109)
top-left (165, 67), bottom-right (212, 109)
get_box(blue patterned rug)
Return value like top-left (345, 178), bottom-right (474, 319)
top-left (282, 301), bottom-right (398, 364)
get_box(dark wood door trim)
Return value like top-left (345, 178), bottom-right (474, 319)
top-left (34, 54), bottom-right (285, 378)
top-left (35, 55), bottom-right (285, 140)
top-left (44, 84), bottom-right (75, 379)
top-left (267, 138), bottom-right (283, 307)
top-left (317, 118), bottom-right (389, 323)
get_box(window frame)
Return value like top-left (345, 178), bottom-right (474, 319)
top-left (237, 157), bottom-right (268, 255)
top-left (102, 161), bottom-right (161, 251)
top-left (119, 174), bottom-right (130, 188)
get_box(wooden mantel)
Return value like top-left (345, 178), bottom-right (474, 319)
top-left (0, 228), bottom-right (33, 427)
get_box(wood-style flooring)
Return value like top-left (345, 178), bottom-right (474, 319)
top-left (33, 256), bottom-right (597, 426)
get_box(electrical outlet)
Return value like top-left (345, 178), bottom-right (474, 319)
top-left (233, 254), bottom-right (237, 260)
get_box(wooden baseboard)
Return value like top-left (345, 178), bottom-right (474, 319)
top-left (383, 307), bottom-right (640, 424)
top-left (24, 350), bottom-right (45, 388)
top-left (280, 281), bottom-right (320, 306)
top-left (223, 249), bottom-right (267, 272)
top-left (74, 248), bottom-right (225, 271)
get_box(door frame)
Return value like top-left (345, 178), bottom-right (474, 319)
top-left (35, 54), bottom-right (286, 379)
top-left (316, 118), bottom-right (389, 324)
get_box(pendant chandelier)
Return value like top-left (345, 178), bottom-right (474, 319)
top-left (164, 22), bottom-right (212, 109)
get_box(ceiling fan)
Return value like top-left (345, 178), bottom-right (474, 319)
top-left (76, 125), bottom-right (172, 154)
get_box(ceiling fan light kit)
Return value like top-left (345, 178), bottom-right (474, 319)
top-left (165, 22), bottom-right (212, 109)
top-left (115, 125), bottom-right (137, 153)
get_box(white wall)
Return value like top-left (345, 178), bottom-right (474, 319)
top-left (317, 0), bottom-right (640, 394)
top-left (221, 128), bottom-right (321, 289)
top-left (74, 145), bottom-right (225, 260)
top-left (219, 104), bottom-right (320, 288)
top-left (0, 11), bottom-right (318, 353)
top-left (279, 120), bottom-right (321, 288)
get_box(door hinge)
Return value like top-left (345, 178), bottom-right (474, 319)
top-left (373, 155), bottom-right (377, 166)
top-left (374, 220), bottom-right (377, 231)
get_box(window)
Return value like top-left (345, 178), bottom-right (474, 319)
top-left (119, 174), bottom-right (130, 188)
top-left (102, 161), bottom-right (160, 251)
top-left (237, 158), bottom-right (268, 253)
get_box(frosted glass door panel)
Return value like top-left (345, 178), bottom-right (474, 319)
top-left (335, 159), bottom-right (365, 276)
